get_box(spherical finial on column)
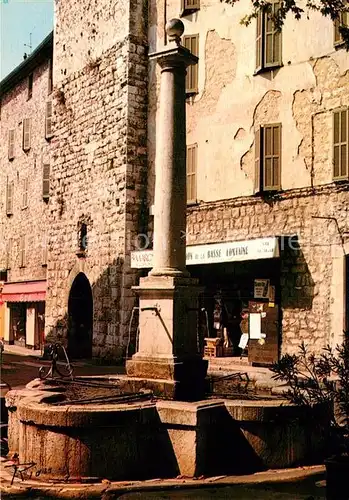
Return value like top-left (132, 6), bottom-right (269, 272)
top-left (166, 18), bottom-right (185, 45)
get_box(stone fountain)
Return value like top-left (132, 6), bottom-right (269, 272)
top-left (4, 20), bottom-right (329, 483)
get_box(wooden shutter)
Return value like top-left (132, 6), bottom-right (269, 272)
top-left (334, 11), bottom-right (348, 45)
top-left (264, 1), bottom-right (282, 67)
top-left (43, 164), bottom-right (50, 200)
top-left (6, 180), bottom-right (14, 215)
top-left (20, 236), bottom-right (26, 267)
top-left (263, 123), bottom-right (281, 190)
top-left (45, 101), bottom-right (53, 138)
top-left (8, 129), bottom-right (15, 160)
top-left (48, 59), bottom-right (53, 94)
top-left (22, 118), bottom-right (31, 150)
top-left (183, 35), bottom-right (199, 94)
top-left (28, 73), bottom-right (33, 100)
top-left (256, 10), bottom-right (263, 71)
top-left (181, 0), bottom-right (200, 12)
top-left (333, 108), bottom-right (349, 179)
top-left (254, 127), bottom-right (262, 193)
top-left (186, 143), bottom-right (197, 203)
top-left (22, 177), bottom-right (28, 208)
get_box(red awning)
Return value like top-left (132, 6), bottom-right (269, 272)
top-left (2, 280), bottom-right (46, 302)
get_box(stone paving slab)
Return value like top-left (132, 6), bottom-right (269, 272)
top-left (0, 460), bottom-right (325, 499)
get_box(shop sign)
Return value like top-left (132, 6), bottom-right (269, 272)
top-left (254, 279), bottom-right (270, 299)
top-left (131, 237), bottom-right (280, 269)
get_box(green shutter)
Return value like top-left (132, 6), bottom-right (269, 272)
top-left (186, 144), bottom-right (197, 203)
top-left (263, 123), bottom-right (281, 190)
top-left (184, 35), bottom-right (199, 94)
top-left (333, 108), bottom-right (349, 180)
top-left (43, 164), bottom-right (50, 199)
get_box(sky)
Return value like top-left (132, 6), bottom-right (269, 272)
top-left (0, 0), bottom-right (54, 80)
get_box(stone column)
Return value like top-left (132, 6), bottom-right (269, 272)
top-left (126, 20), bottom-right (207, 400)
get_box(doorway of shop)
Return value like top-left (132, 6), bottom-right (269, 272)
top-left (67, 273), bottom-right (93, 359)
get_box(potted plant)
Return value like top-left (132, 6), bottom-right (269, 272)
top-left (271, 341), bottom-right (349, 500)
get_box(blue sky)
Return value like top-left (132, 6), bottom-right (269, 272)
top-left (0, 0), bottom-right (54, 79)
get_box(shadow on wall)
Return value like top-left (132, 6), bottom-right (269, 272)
top-left (280, 236), bottom-right (315, 310)
top-left (45, 257), bottom-right (141, 363)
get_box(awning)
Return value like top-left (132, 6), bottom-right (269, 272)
top-left (2, 280), bottom-right (46, 302)
top-left (131, 236), bottom-right (280, 269)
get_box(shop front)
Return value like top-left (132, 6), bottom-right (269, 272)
top-left (2, 280), bottom-right (46, 350)
top-left (131, 237), bottom-right (281, 366)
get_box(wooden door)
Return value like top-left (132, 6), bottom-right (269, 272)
top-left (248, 300), bottom-right (280, 365)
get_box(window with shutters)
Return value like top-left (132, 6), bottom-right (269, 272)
top-left (48, 59), bottom-right (53, 94)
top-left (181, 0), bottom-right (200, 16)
top-left (22, 118), bottom-right (31, 151)
top-left (8, 129), bottom-right (15, 160)
top-left (256, 1), bottom-right (282, 73)
top-left (6, 239), bottom-right (12, 270)
top-left (254, 123), bottom-right (282, 192)
top-left (42, 164), bottom-right (50, 200)
top-left (22, 178), bottom-right (28, 209)
top-left (186, 143), bottom-right (197, 203)
top-left (28, 73), bottom-right (33, 100)
top-left (19, 236), bottom-right (26, 268)
top-left (333, 108), bottom-right (349, 180)
top-left (183, 35), bottom-right (199, 95)
top-left (45, 101), bottom-right (53, 139)
top-left (334, 9), bottom-right (349, 46)
top-left (6, 180), bottom-right (14, 216)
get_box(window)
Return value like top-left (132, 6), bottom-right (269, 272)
top-left (256, 1), bottom-right (282, 72)
top-left (48, 59), bottom-right (53, 94)
top-left (186, 143), bottom-right (197, 203)
top-left (19, 236), bottom-right (26, 268)
top-left (22, 178), bottom-right (28, 209)
top-left (8, 129), bottom-right (15, 160)
top-left (45, 101), bottom-right (53, 139)
top-left (333, 108), bottom-right (349, 180)
top-left (6, 180), bottom-right (14, 215)
top-left (255, 123), bottom-right (282, 192)
top-left (6, 239), bottom-right (12, 270)
top-left (79, 223), bottom-right (88, 251)
top-left (183, 35), bottom-right (199, 94)
top-left (334, 9), bottom-right (349, 45)
top-left (42, 164), bottom-right (50, 200)
top-left (22, 118), bottom-right (31, 151)
top-left (181, 0), bottom-right (200, 16)
top-left (28, 73), bottom-right (33, 100)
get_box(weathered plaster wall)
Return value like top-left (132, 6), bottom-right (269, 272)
top-left (0, 60), bottom-right (51, 282)
top-left (46, 0), bottom-right (148, 358)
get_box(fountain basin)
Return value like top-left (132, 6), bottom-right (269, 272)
top-left (6, 378), bottom-right (330, 481)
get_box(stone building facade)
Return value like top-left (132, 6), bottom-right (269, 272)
top-left (44, 0), bottom-right (148, 358)
top-left (143, 0), bottom-right (349, 360)
top-left (0, 33), bottom-right (53, 349)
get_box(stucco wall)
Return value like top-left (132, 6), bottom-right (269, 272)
top-left (0, 59), bottom-right (51, 282)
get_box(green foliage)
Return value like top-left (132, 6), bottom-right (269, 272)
top-left (223, 0), bottom-right (349, 50)
top-left (271, 341), bottom-right (349, 455)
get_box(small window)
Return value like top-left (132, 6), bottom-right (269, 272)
top-left (48, 59), bottom-right (53, 94)
top-left (6, 239), bottom-right (12, 270)
top-left (45, 101), bottom-right (53, 139)
top-left (181, 0), bottom-right (200, 16)
top-left (8, 129), bottom-right (15, 160)
top-left (334, 10), bottom-right (349, 46)
top-left (187, 143), bottom-right (198, 203)
top-left (333, 108), bottom-right (349, 180)
top-left (22, 118), bottom-right (31, 151)
top-left (183, 35), bottom-right (199, 95)
top-left (79, 223), bottom-right (88, 251)
top-left (19, 236), bottom-right (26, 268)
top-left (22, 177), bottom-right (28, 209)
top-left (254, 123), bottom-right (282, 192)
top-left (256, 1), bottom-right (282, 73)
top-left (28, 73), bottom-right (33, 100)
top-left (43, 164), bottom-right (50, 200)
top-left (6, 180), bottom-right (14, 215)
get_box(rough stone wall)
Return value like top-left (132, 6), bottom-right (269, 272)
top-left (0, 60), bottom-right (52, 282)
top-left (186, 185), bottom-right (349, 355)
top-left (46, 0), bottom-right (148, 359)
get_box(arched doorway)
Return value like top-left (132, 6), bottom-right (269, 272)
top-left (68, 273), bottom-right (93, 359)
